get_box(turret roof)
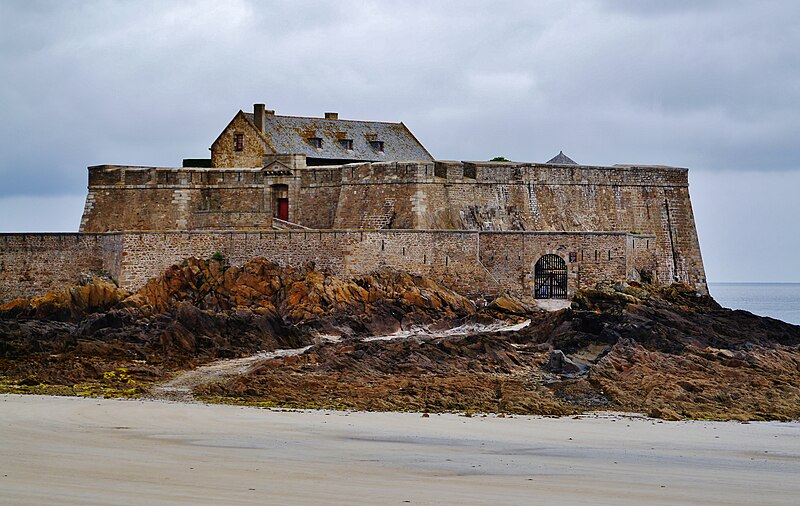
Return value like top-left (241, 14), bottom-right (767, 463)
top-left (546, 151), bottom-right (578, 165)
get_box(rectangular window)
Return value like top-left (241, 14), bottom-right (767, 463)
top-left (370, 140), bottom-right (384, 152)
top-left (309, 137), bottom-right (323, 149)
top-left (340, 139), bottom-right (354, 150)
top-left (569, 252), bottom-right (577, 263)
top-left (234, 133), bottom-right (244, 151)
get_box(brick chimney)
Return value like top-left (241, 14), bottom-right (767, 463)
top-left (324, 112), bottom-right (338, 120)
top-left (254, 103), bottom-right (266, 133)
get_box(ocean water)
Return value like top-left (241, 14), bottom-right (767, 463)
top-left (708, 283), bottom-right (800, 326)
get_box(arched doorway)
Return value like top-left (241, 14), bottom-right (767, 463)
top-left (271, 184), bottom-right (289, 221)
top-left (534, 254), bottom-right (567, 299)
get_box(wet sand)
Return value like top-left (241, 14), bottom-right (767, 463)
top-left (1, 395), bottom-right (799, 505)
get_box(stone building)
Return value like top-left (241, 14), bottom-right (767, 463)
top-left (0, 105), bottom-right (707, 303)
top-left (205, 104), bottom-right (433, 168)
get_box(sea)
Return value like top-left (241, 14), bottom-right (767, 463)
top-left (708, 283), bottom-right (800, 326)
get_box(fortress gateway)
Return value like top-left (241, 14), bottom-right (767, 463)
top-left (0, 105), bottom-right (706, 303)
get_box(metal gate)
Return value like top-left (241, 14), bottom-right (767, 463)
top-left (534, 254), bottom-right (567, 299)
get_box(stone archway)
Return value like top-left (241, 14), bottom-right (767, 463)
top-left (534, 254), bottom-right (567, 299)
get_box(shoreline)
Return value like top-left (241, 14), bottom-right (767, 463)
top-left (2, 394), bottom-right (799, 505)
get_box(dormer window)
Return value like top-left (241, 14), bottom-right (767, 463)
top-left (308, 137), bottom-right (323, 149)
top-left (370, 140), bottom-right (384, 152)
top-left (340, 139), bottom-right (354, 151)
top-left (234, 133), bottom-right (244, 152)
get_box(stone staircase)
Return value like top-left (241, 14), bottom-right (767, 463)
top-left (272, 217), bottom-right (310, 230)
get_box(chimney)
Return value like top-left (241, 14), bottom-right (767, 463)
top-left (254, 103), bottom-right (266, 133)
top-left (324, 112), bottom-right (338, 120)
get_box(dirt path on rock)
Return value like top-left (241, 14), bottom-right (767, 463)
top-left (146, 313), bottom-right (554, 403)
top-left (148, 346), bottom-right (312, 402)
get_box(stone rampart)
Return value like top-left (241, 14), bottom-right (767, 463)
top-left (330, 161), bottom-right (705, 292)
top-left (0, 234), bottom-right (118, 303)
top-left (74, 159), bottom-right (706, 294)
top-left (0, 230), bottom-right (655, 303)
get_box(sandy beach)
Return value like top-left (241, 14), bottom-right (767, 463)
top-left (0, 395), bottom-right (798, 505)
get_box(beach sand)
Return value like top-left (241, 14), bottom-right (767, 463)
top-left (1, 395), bottom-right (798, 505)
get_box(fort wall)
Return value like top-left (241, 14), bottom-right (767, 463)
top-left (330, 161), bottom-right (706, 292)
top-left (0, 234), bottom-right (115, 301)
top-left (74, 159), bottom-right (706, 295)
top-left (0, 230), bottom-right (652, 304)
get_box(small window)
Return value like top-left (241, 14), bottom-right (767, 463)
top-left (234, 133), bottom-right (244, 152)
top-left (370, 140), bottom-right (385, 152)
top-left (569, 252), bottom-right (577, 263)
top-left (340, 139), bottom-right (354, 150)
top-left (308, 137), bottom-right (323, 149)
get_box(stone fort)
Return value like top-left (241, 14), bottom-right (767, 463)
top-left (0, 104), bottom-right (706, 303)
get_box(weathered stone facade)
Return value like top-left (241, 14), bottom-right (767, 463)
top-left (210, 112), bottom-right (269, 168)
top-left (78, 159), bottom-right (705, 293)
top-left (0, 230), bottom-right (655, 303)
top-left (0, 234), bottom-right (119, 301)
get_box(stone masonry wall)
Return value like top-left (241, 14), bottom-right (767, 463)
top-left (0, 230), bottom-right (653, 303)
top-left (74, 160), bottom-right (706, 294)
top-left (328, 161), bottom-right (706, 293)
top-left (210, 112), bottom-right (266, 168)
top-left (0, 234), bottom-right (112, 303)
top-left (111, 230), bottom-right (644, 297)
top-left (81, 166), bottom-right (277, 233)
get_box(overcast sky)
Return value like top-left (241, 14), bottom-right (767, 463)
top-left (1, 0), bottom-right (798, 283)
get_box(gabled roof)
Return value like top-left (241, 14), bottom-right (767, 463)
top-left (546, 151), bottom-right (578, 165)
top-left (245, 113), bottom-right (433, 162)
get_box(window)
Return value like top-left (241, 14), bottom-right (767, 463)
top-left (340, 139), bottom-right (354, 150)
top-left (234, 133), bottom-right (244, 152)
top-left (569, 252), bottom-right (577, 263)
top-left (370, 140), bottom-right (384, 152)
top-left (308, 137), bottom-right (323, 149)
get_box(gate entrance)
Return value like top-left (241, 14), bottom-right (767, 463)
top-left (276, 199), bottom-right (288, 221)
top-left (271, 184), bottom-right (289, 221)
top-left (534, 254), bottom-right (567, 299)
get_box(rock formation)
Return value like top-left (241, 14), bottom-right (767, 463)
top-left (1, 258), bottom-right (799, 420)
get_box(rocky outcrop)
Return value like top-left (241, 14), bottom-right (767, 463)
top-left (1, 277), bottom-right (129, 322)
top-left (0, 258), bottom-right (478, 386)
top-left (2, 259), bottom-right (799, 420)
top-left (197, 280), bottom-right (800, 420)
top-left (125, 257), bottom-right (475, 334)
top-left (524, 281), bottom-right (800, 419)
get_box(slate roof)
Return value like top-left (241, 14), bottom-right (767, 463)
top-left (546, 151), bottom-right (578, 165)
top-left (245, 113), bottom-right (433, 162)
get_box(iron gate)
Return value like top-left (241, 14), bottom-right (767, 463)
top-left (534, 254), bottom-right (567, 299)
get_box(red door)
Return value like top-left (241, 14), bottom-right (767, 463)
top-left (277, 199), bottom-right (289, 221)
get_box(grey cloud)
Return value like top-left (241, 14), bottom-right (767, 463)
top-left (1, 0), bottom-right (800, 200)
top-left (598, 0), bottom-right (749, 16)
top-left (1, 0), bottom-right (799, 282)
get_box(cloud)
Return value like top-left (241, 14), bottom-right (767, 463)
top-left (0, 1), bottom-right (798, 180)
top-left (1, 1), bottom-right (798, 281)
